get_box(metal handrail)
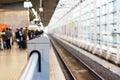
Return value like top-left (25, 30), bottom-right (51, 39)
top-left (20, 53), bottom-right (38, 80)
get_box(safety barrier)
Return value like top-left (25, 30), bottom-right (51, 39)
top-left (20, 36), bottom-right (50, 80)
top-left (20, 52), bottom-right (39, 80)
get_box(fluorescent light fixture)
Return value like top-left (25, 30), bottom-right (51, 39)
top-left (24, 1), bottom-right (32, 8)
top-left (32, 8), bottom-right (37, 17)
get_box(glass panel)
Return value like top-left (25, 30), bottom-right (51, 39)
top-left (113, 0), bottom-right (117, 12)
top-left (109, 13), bottom-right (113, 23)
top-left (97, 8), bottom-right (100, 16)
top-left (97, 17), bottom-right (100, 25)
top-left (101, 16), bottom-right (106, 24)
top-left (101, 25), bottom-right (107, 34)
top-left (113, 12), bottom-right (117, 23)
top-left (102, 35), bottom-right (107, 45)
top-left (109, 2), bottom-right (113, 13)
top-left (102, 5), bottom-right (107, 15)
top-left (109, 24), bottom-right (114, 34)
top-left (96, 0), bottom-right (101, 7)
top-left (101, 0), bottom-right (107, 5)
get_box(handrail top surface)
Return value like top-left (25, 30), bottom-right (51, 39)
top-left (28, 36), bottom-right (50, 44)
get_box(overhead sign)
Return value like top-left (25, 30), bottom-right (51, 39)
top-left (24, 1), bottom-right (32, 8)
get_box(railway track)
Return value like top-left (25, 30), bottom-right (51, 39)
top-left (50, 36), bottom-right (102, 80)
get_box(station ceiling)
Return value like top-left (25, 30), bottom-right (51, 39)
top-left (0, 0), bottom-right (59, 26)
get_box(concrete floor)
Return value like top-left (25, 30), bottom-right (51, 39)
top-left (0, 43), bottom-right (27, 80)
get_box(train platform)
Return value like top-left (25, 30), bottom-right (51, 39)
top-left (0, 43), bottom-right (27, 80)
top-left (50, 47), bottom-right (66, 80)
top-left (1, 0), bottom-right (120, 80)
top-left (0, 42), bottom-right (66, 80)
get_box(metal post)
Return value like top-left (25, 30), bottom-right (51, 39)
top-left (27, 8), bottom-right (30, 22)
top-left (79, 2), bottom-right (82, 47)
top-left (93, 0), bottom-right (97, 54)
top-left (116, 0), bottom-right (120, 63)
top-left (99, 0), bottom-right (103, 56)
top-left (106, 0), bottom-right (111, 59)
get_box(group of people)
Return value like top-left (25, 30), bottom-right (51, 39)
top-left (0, 28), bottom-right (14, 49)
top-left (28, 29), bottom-right (44, 40)
top-left (15, 27), bottom-right (28, 49)
top-left (15, 27), bottom-right (43, 49)
top-left (0, 27), bottom-right (44, 50)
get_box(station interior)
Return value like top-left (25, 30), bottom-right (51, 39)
top-left (0, 0), bottom-right (120, 80)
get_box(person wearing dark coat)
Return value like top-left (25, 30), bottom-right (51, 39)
top-left (15, 28), bottom-right (19, 45)
top-left (18, 28), bottom-right (23, 48)
top-left (5, 28), bottom-right (12, 49)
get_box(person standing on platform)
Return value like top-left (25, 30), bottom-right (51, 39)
top-left (11, 29), bottom-right (15, 45)
top-left (18, 28), bottom-right (23, 48)
top-left (15, 28), bottom-right (20, 45)
top-left (0, 32), bottom-right (3, 50)
top-left (22, 27), bottom-right (28, 49)
top-left (5, 28), bottom-right (12, 49)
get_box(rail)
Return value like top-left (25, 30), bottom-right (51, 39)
top-left (20, 52), bottom-right (39, 80)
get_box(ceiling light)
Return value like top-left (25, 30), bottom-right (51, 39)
top-left (39, 7), bottom-right (43, 12)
